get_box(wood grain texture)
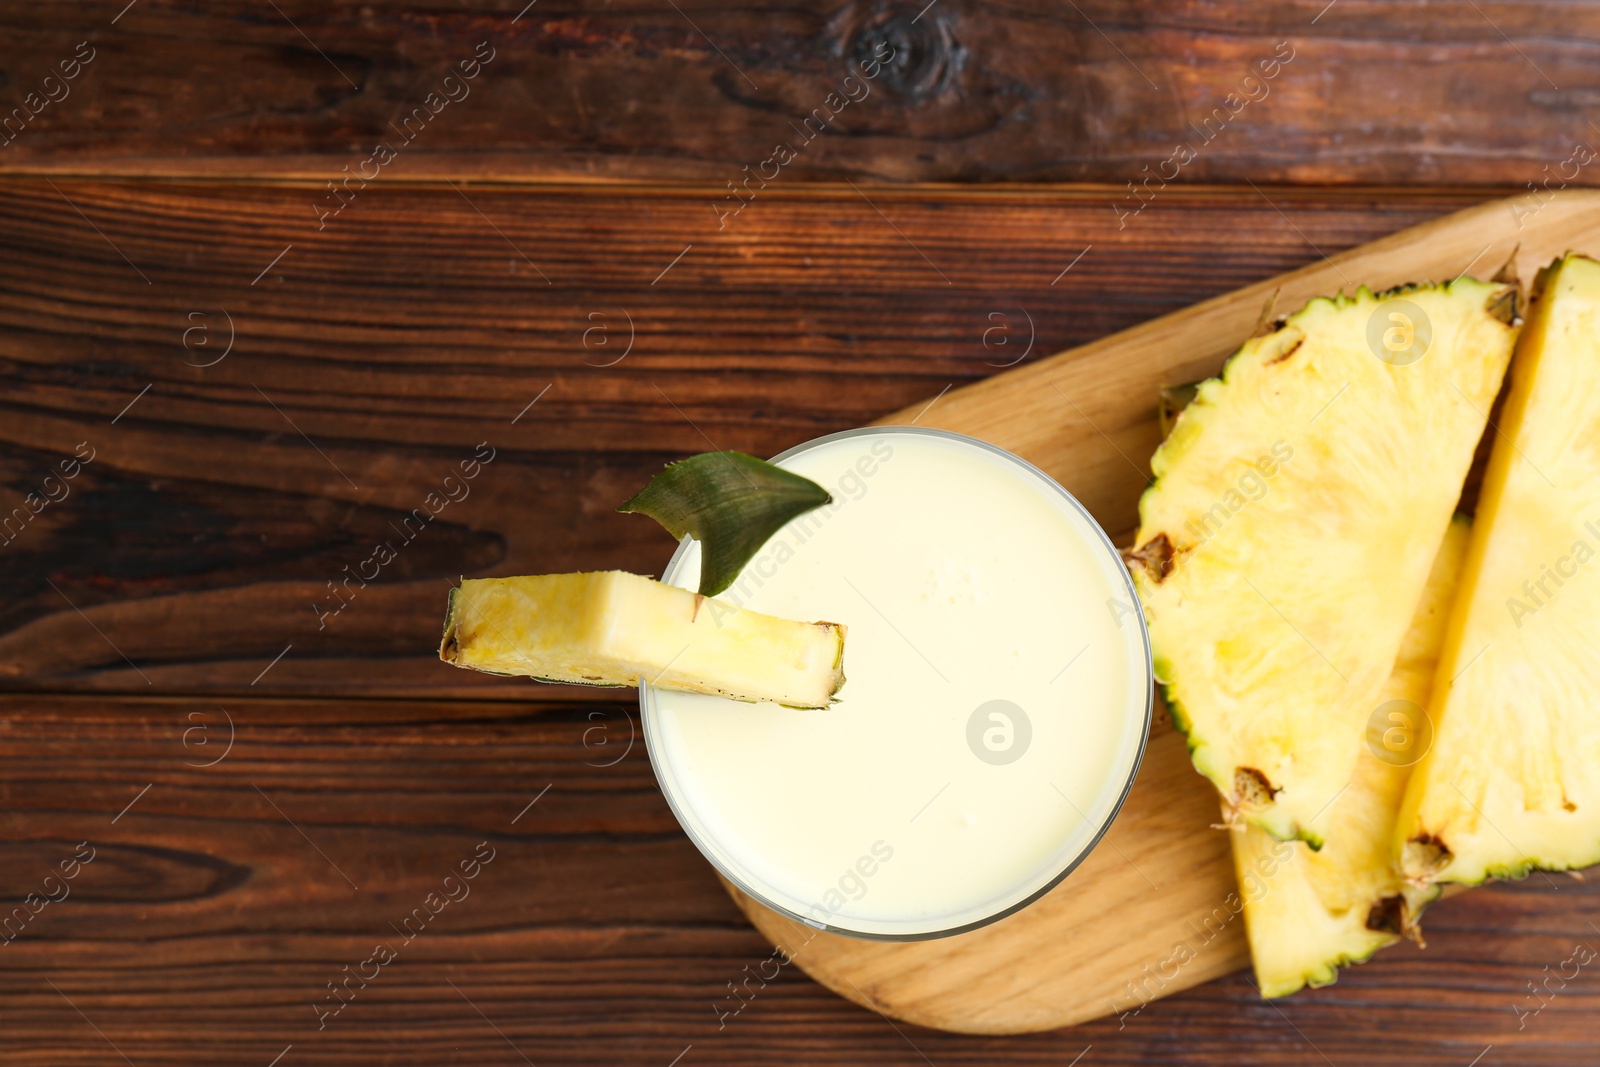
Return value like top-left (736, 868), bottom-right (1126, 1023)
top-left (0, 1), bottom-right (1599, 185)
top-left (3, 692), bottom-right (1598, 1066)
top-left (0, 178), bottom-right (1486, 698)
top-left (721, 190), bottom-right (1600, 1033)
top-left (9, 176), bottom-right (1600, 1060)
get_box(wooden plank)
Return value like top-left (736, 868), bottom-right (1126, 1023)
top-left (0, 179), bottom-right (1485, 697)
top-left (2, 692), bottom-right (1597, 1065)
top-left (724, 190), bottom-right (1600, 1032)
top-left (0, 1), bottom-right (1597, 184)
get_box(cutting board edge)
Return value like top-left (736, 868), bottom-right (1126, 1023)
top-left (882, 190), bottom-right (1600, 427)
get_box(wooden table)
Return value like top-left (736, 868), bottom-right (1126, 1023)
top-left (3, 2), bottom-right (1599, 1063)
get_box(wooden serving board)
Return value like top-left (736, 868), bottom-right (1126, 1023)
top-left (723, 190), bottom-right (1600, 1035)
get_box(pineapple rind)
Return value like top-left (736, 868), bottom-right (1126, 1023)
top-left (1236, 519), bottom-right (1466, 998)
top-left (440, 571), bottom-right (847, 708)
top-left (1397, 254), bottom-right (1600, 885)
top-left (1133, 278), bottom-right (1518, 845)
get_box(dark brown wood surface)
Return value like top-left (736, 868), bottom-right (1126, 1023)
top-left (4, 178), bottom-right (1597, 1064)
top-left (7, 0), bottom-right (1600, 1060)
top-left (0, 691), bottom-right (1595, 1065)
top-left (0, 179), bottom-right (1490, 699)
top-left (0, 0), bottom-right (1599, 185)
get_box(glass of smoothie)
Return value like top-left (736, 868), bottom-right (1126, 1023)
top-left (640, 426), bottom-right (1152, 940)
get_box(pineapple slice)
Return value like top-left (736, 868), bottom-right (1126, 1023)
top-left (1130, 279), bottom-right (1518, 843)
top-left (440, 571), bottom-right (846, 708)
top-left (1398, 254), bottom-right (1600, 884)
top-left (1236, 518), bottom-right (1467, 997)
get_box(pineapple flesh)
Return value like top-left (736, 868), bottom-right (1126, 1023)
top-left (440, 571), bottom-right (846, 708)
top-left (1235, 519), bottom-right (1467, 997)
top-left (1398, 254), bottom-right (1600, 884)
top-left (1130, 279), bottom-right (1518, 843)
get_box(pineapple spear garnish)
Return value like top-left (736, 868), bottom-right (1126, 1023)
top-left (439, 452), bottom-right (847, 708)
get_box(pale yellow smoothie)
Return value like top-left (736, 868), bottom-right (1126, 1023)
top-left (641, 427), bottom-right (1151, 939)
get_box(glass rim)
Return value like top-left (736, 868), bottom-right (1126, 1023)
top-left (639, 424), bottom-right (1155, 942)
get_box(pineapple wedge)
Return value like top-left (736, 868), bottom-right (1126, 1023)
top-left (1130, 279), bottom-right (1517, 843)
top-left (1398, 254), bottom-right (1600, 884)
top-left (440, 571), bottom-right (846, 708)
top-left (1236, 518), bottom-right (1467, 997)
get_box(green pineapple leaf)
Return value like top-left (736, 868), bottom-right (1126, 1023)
top-left (619, 451), bottom-right (832, 597)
